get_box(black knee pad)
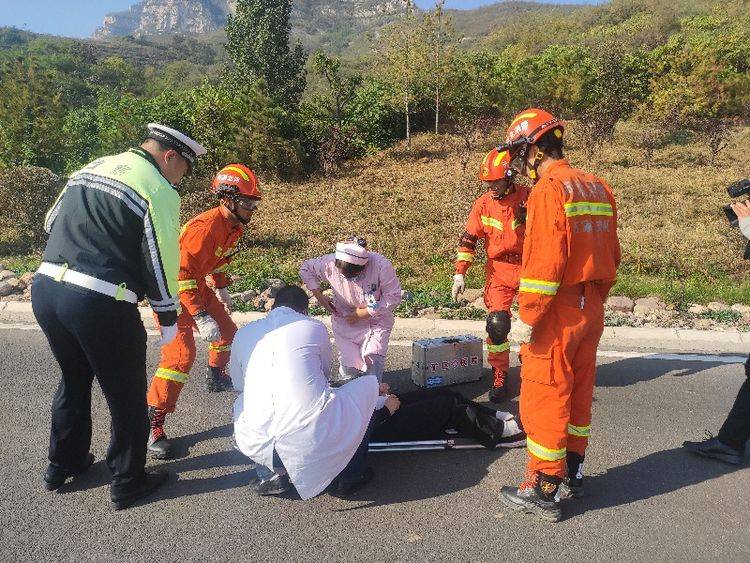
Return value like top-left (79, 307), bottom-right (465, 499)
top-left (486, 311), bottom-right (511, 344)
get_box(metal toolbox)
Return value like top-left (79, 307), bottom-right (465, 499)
top-left (411, 335), bottom-right (483, 388)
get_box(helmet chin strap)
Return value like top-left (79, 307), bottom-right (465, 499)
top-left (527, 149), bottom-right (545, 181)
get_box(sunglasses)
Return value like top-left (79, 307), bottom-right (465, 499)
top-left (346, 236), bottom-right (367, 247)
top-left (235, 198), bottom-right (260, 211)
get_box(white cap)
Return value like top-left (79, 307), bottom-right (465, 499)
top-left (147, 123), bottom-right (207, 165)
top-left (335, 241), bottom-right (369, 266)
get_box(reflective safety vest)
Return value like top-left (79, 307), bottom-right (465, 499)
top-left (42, 148), bottom-right (181, 324)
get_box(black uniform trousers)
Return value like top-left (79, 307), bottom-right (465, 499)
top-left (718, 355), bottom-right (750, 451)
top-left (32, 275), bottom-right (149, 496)
top-left (371, 388), bottom-right (505, 448)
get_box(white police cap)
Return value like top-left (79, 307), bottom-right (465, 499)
top-left (146, 123), bottom-right (207, 166)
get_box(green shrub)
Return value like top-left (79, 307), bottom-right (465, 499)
top-left (0, 167), bottom-right (64, 254)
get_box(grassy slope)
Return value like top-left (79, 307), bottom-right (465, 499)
top-left (187, 122), bottom-right (750, 306)
top-left (5, 123), bottom-right (749, 306)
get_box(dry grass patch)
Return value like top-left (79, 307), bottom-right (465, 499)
top-left (3, 123), bottom-right (750, 304)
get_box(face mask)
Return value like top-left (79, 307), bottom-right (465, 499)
top-left (339, 262), bottom-right (365, 279)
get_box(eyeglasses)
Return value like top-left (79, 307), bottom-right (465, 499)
top-left (236, 198), bottom-right (259, 211)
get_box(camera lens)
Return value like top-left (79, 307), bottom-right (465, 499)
top-left (727, 178), bottom-right (750, 198)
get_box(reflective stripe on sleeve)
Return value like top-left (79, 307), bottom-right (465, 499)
top-left (519, 278), bottom-right (560, 296)
top-left (527, 437), bottom-right (567, 461)
top-left (178, 279), bottom-right (198, 292)
top-left (564, 201), bottom-right (613, 218)
top-left (155, 367), bottom-right (189, 384)
top-left (208, 343), bottom-right (231, 353)
top-left (568, 423), bottom-right (591, 437)
top-left (456, 252), bottom-right (475, 263)
top-left (480, 215), bottom-right (503, 231)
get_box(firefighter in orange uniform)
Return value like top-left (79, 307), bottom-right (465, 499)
top-left (146, 163), bottom-right (261, 459)
top-left (497, 109), bottom-right (620, 522)
top-left (452, 149), bottom-right (529, 403)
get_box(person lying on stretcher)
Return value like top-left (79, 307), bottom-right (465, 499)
top-left (371, 385), bottom-right (526, 450)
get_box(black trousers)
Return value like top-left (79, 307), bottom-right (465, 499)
top-left (32, 275), bottom-right (149, 495)
top-left (371, 388), bottom-right (504, 448)
top-left (718, 355), bottom-right (750, 451)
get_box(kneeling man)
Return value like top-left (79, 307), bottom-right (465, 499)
top-left (230, 285), bottom-right (382, 499)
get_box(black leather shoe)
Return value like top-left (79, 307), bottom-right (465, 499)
top-left (330, 467), bottom-right (374, 498)
top-left (488, 385), bottom-right (507, 404)
top-left (683, 436), bottom-right (742, 465)
top-left (251, 473), bottom-right (291, 496)
top-left (44, 453), bottom-right (95, 491)
top-left (111, 470), bottom-right (169, 511)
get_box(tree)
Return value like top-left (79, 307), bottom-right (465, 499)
top-left (299, 52), bottom-right (364, 172)
top-left (0, 56), bottom-right (68, 171)
top-left (372, 0), bottom-right (429, 149)
top-left (422, 0), bottom-right (457, 134)
top-left (225, 0), bottom-right (306, 109)
top-left (560, 43), bottom-right (651, 161)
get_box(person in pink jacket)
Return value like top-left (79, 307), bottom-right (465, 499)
top-left (299, 238), bottom-right (402, 383)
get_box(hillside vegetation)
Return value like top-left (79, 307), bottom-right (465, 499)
top-left (2, 0), bottom-right (750, 306)
top-left (187, 122), bottom-right (750, 306)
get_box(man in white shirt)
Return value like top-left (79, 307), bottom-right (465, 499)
top-left (230, 285), bottom-right (390, 499)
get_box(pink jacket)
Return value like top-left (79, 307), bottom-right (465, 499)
top-left (299, 252), bottom-right (402, 370)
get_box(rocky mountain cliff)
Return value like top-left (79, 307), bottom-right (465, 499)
top-left (92, 0), bottom-right (583, 55)
top-left (93, 0), bottom-right (233, 38)
top-left (93, 0), bottom-right (403, 39)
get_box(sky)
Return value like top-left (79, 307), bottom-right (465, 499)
top-left (0, 0), bottom-right (601, 39)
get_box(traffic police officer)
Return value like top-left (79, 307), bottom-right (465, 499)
top-left (32, 123), bottom-right (206, 510)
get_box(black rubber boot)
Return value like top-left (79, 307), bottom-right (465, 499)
top-left (147, 407), bottom-right (173, 460)
top-left (500, 472), bottom-right (563, 522)
top-left (559, 452), bottom-right (585, 499)
top-left (206, 365), bottom-right (232, 392)
top-left (44, 453), bottom-right (95, 491)
top-left (111, 470), bottom-right (169, 510)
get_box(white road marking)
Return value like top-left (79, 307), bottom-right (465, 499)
top-left (388, 339), bottom-right (746, 364)
top-left (1, 323), bottom-right (744, 364)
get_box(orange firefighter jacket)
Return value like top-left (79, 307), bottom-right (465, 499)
top-left (518, 159), bottom-right (621, 326)
top-left (177, 207), bottom-right (243, 316)
top-left (455, 186), bottom-right (530, 275)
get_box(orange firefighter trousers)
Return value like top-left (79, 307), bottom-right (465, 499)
top-left (147, 287), bottom-right (237, 413)
top-left (519, 282), bottom-right (604, 478)
top-left (484, 259), bottom-right (520, 373)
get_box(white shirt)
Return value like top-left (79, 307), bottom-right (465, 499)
top-left (230, 306), bottom-right (379, 499)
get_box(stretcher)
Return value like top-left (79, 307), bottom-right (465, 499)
top-left (368, 437), bottom-right (486, 452)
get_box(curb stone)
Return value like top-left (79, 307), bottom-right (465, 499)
top-left (1, 302), bottom-right (748, 352)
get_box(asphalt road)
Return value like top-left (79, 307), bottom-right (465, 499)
top-left (1, 324), bottom-right (749, 562)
